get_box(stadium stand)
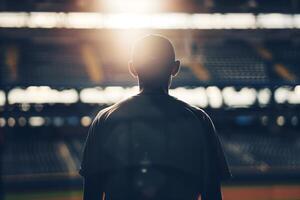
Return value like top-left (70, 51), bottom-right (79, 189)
top-left (264, 40), bottom-right (300, 83)
top-left (0, 39), bottom-right (278, 87)
top-left (2, 131), bottom-right (300, 189)
top-left (199, 40), bottom-right (269, 85)
top-left (20, 42), bottom-right (90, 86)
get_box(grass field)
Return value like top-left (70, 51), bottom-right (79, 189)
top-left (5, 185), bottom-right (300, 200)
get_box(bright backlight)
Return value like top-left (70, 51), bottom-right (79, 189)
top-left (103, 0), bottom-right (160, 13)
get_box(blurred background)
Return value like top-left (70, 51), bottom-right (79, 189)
top-left (0, 0), bottom-right (300, 200)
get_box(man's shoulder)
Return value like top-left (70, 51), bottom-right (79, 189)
top-left (169, 95), bottom-right (211, 121)
top-left (93, 95), bottom-right (138, 123)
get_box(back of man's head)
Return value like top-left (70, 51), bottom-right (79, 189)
top-left (129, 34), bottom-right (180, 87)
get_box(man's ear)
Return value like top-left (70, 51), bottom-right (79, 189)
top-left (128, 61), bottom-right (138, 78)
top-left (171, 60), bottom-right (180, 77)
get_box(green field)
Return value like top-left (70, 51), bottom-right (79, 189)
top-left (5, 185), bottom-right (300, 200)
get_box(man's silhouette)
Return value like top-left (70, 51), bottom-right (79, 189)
top-left (80, 35), bottom-right (231, 200)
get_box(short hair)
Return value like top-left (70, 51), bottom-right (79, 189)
top-left (131, 34), bottom-right (176, 83)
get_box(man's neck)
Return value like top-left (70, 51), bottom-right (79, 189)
top-left (139, 85), bottom-right (169, 95)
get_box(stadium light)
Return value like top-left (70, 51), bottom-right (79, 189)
top-left (291, 116), bottom-right (298, 126)
top-left (7, 117), bottom-right (16, 127)
top-left (274, 86), bottom-right (289, 104)
top-left (27, 12), bottom-right (65, 28)
top-left (81, 116), bottom-right (92, 127)
top-left (0, 12), bottom-right (27, 28)
top-left (29, 116), bottom-right (45, 127)
top-left (102, 0), bottom-right (161, 13)
top-left (66, 12), bottom-right (103, 29)
top-left (169, 87), bottom-right (208, 107)
top-left (191, 13), bottom-right (256, 29)
top-left (288, 85), bottom-right (300, 104)
top-left (275, 86), bottom-right (300, 104)
top-left (8, 86), bottom-right (79, 104)
top-left (0, 118), bottom-right (5, 127)
top-left (80, 87), bottom-right (138, 104)
top-left (1, 12), bottom-right (300, 29)
top-left (276, 116), bottom-right (285, 126)
top-left (257, 14), bottom-right (294, 29)
top-left (222, 87), bottom-right (256, 108)
top-left (257, 88), bottom-right (271, 106)
top-left (18, 117), bottom-right (27, 127)
top-left (0, 90), bottom-right (5, 106)
top-left (206, 86), bottom-right (223, 108)
top-left (294, 14), bottom-right (300, 28)
top-left (53, 117), bottom-right (64, 127)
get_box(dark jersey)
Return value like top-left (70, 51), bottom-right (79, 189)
top-left (80, 92), bottom-right (231, 199)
